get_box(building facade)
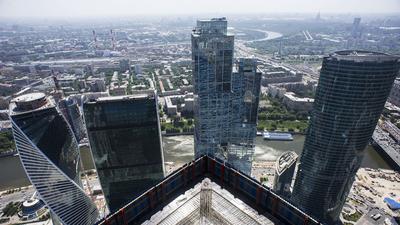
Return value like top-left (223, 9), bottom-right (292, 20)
top-left (388, 78), bottom-right (400, 107)
top-left (230, 58), bottom-right (262, 174)
top-left (192, 17), bottom-right (234, 159)
top-left (58, 96), bottom-right (86, 142)
top-left (273, 151), bottom-right (298, 198)
top-left (291, 51), bottom-right (400, 224)
top-left (83, 93), bottom-right (165, 212)
top-left (192, 18), bottom-right (260, 174)
top-left (10, 93), bottom-right (99, 225)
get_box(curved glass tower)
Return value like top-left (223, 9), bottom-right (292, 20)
top-left (291, 51), bottom-right (399, 224)
top-left (10, 93), bottom-right (99, 225)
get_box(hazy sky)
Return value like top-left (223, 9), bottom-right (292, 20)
top-left (0, 0), bottom-right (399, 18)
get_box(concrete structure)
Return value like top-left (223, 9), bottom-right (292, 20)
top-left (372, 125), bottom-right (400, 171)
top-left (83, 93), bottom-right (165, 212)
top-left (183, 95), bottom-right (194, 113)
top-left (273, 151), bottom-right (298, 198)
top-left (10, 92), bottom-right (99, 225)
top-left (282, 92), bottom-right (314, 112)
top-left (388, 78), bottom-right (400, 107)
top-left (86, 77), bottom-right (106, 92)
top-left (192, 18), bottom-right (260, 175)
top-left (109, 81), bottom-right (128, 96)
top-left (291, 50), bottom-right (400, 224)
top-left (164, 96), bottom-right (177, 116)
top-left (119, 59), bottom-right (130, 73)
top-left (261, 65), bottom-right (302, 85)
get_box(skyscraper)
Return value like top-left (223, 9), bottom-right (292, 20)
top-left (192, 17), bottom-right (234, 159)
top-left (192, 18), bottom-right (260, 174)
top-left (10, 92), bottom-right (99, 225)
top-left (273, 151), bottom-right (298, 198)
top-left (83, 93), bottom-right (165, 212)
top-left (58, 96), bottom-right (86, 142)
top-left (230, 58), bottom-right (262, 174)
top-left (291, 50), bottom-right (400, 223)
top-left (351, 17), bottom-right (362, 39)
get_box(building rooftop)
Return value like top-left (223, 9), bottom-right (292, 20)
top-left (144, 178), bottom-right (273, 225)
top-left (330, 50), bottom-right (399, 62)
top-left (97, 155), bottom-right (321, 225)
top-left (276, 151), bottom-right (298, 175)
top-left (87, 92), bottom-right (155, 103)
top-left (9, 92), bottom-right (54, 116)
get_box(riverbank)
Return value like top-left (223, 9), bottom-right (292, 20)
top-left (0, 134), bottom-right (393, 192)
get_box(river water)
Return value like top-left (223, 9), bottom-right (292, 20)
top-left (0, 135), bottom-right (390, 191)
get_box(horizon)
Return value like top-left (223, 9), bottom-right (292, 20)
top-left (0, 0), bottom-right (399, 20)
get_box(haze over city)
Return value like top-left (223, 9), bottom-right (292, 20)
top-left (0, 0), bottom-right (400, 19)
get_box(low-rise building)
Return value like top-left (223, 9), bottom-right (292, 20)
top-left (283, 92), bottom-right (314, 112)
top-left (164, 96), bottom-right (177, 116)
top-left (388, 78), bottom-right (400, 107)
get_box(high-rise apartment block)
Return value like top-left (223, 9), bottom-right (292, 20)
top-left (10, 93), bottom-right (99, 225)
top-left (291, 51), bottom-right (399, 223)
top-left (83, 93), bottom-right (165, 212)
top-left (192, 18), bottom-right (261, 174)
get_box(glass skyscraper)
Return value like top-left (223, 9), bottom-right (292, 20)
top-left (83, 93), bottom-right (165, 212)
top-left (10, 92), bottom-right (99, 225)
top-left (291, 50), bottom-right (400, 224)
top-left (59, 96), bottom-right (86, 142)
top-left (192, 18), bottom-right (260, 174)
top-left (192, 18), bottom-right (234, 158)
top-left (230, 58), bottom-right (262, 174)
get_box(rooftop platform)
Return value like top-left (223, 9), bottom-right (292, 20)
top-left (97, 155), bottom-right (320, 225)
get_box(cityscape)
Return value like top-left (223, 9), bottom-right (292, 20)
top-left (0, 0), bottom-right (400, 225)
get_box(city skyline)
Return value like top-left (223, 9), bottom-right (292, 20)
top-left (0, 8), bottom-right (399, 225)
top-left (0, 0), bottom-right (399, 19)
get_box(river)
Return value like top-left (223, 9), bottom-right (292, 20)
top-left (0, 135), bottom-right (390, 192)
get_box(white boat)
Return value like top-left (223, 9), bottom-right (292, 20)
top-left (263, 131), bottom-right (293, 141)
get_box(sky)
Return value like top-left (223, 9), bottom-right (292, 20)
top-left (0, 0), bottom-right (399, 18)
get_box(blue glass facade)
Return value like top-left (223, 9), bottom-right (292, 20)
top-left (83, 94), bottom-right (165, 212)
top-left (291, 51), bottom-right (400, 223)
top-left (10, 93), bottom-right (99, 225)
top-left (192, 18), bottom-right (261, 175)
